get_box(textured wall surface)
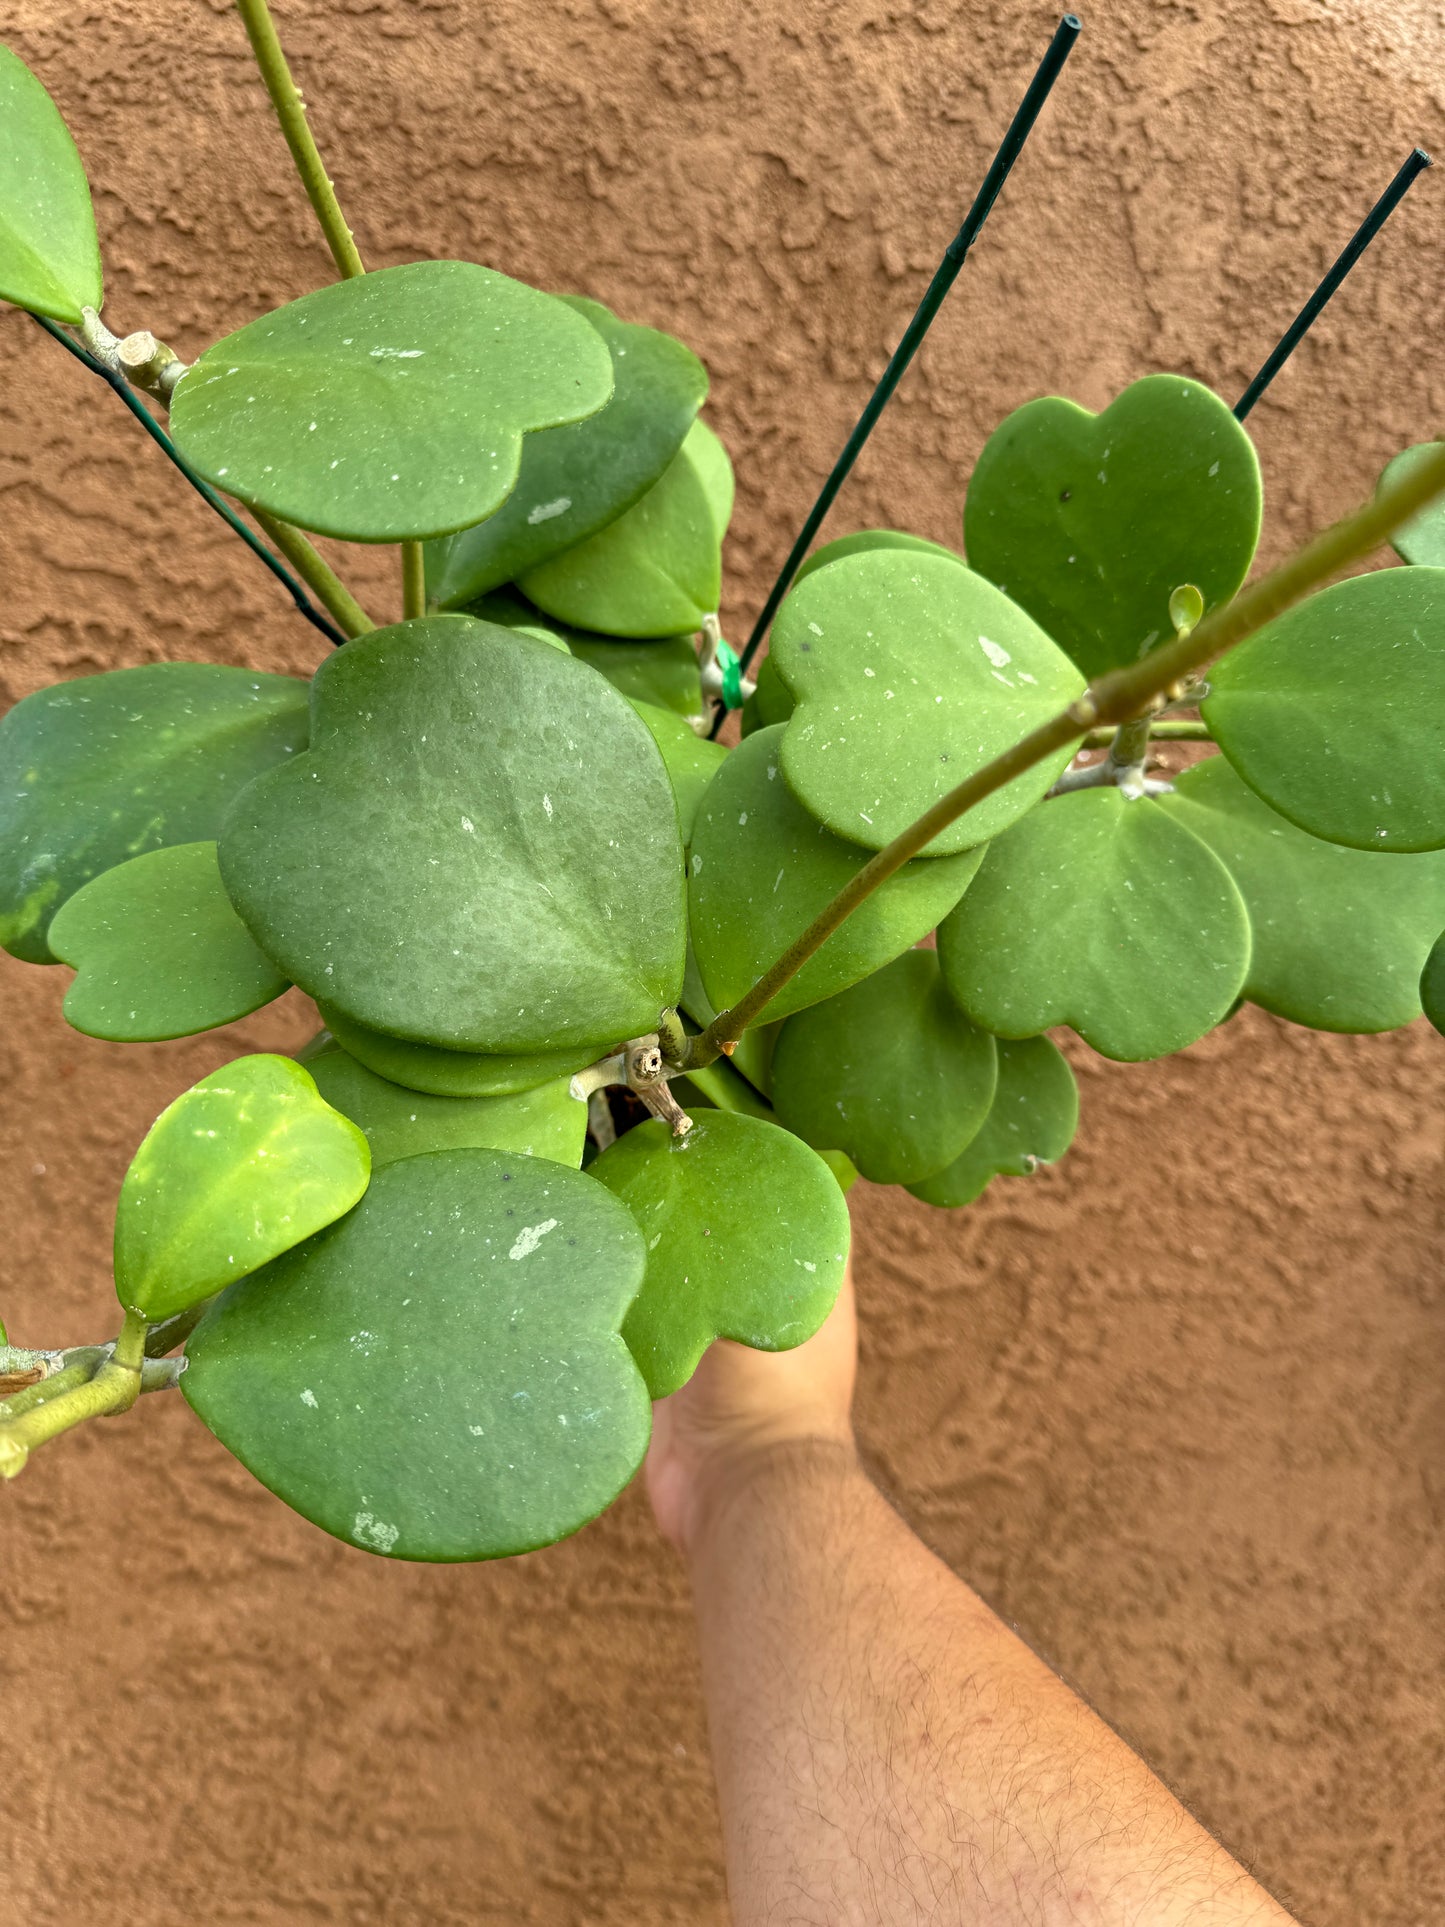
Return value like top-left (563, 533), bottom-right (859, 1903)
top-left (1, 1), bottom-right (1442, 1922)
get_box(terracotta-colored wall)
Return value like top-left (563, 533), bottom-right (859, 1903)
top-left (1, 2), bottom-right (1441, 1920)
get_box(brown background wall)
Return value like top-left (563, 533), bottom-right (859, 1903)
top-left (1, 1), bottom-right (1442, 1921)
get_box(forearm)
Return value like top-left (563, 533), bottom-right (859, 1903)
top-left (687, 1442), bottom-right (1293, 1927)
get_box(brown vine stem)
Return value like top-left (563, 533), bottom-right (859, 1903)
top-left (671, 443), bottom-right (1445, 1071)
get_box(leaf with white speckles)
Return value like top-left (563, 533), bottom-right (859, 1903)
top-left (0, 44), bottom-right (102, 322)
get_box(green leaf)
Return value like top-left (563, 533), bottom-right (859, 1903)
top-left (219, 617), bottom-right (687, 1053)
top-left (318, 1005), bottom-right (596, 1097)
top-left (689, 726), bottom-right (983, 1024)
top-left (770, 950), bottom-right (998, 1185)
top-left (48, 841), bottom-right (288, 1042)
top-left (517, 420), bottom-right (730, 637)
top-left (114, 1055), bottom-right (370, 1321)
top-left (473, 589), bottom-right (705, 720)
top-left (632, 703), bottom-right (728, 841)
top-left (170, 262), bottom-right (615, 543)
top-left (740, 651), bottom-right (795, 738)
top-left (0, 44), bottom-right (102, 323)
top-left (1381, 443), bottom-right (1445, 567)
top-left (793, 528), bottom-right (965, 589)
top-left (770, 550), bottom-right (1085, 856)
top-left (679, 950), bottom-right (779, 1098)
top-left (937, 788), bottom-right (1250, 1061)
top-left (302, 1040), bottom-right (585, 1168)
top-left (1158, 756), bottom-right (1445, 1033)
top-left (906, 1035), bottom-right (1078, 1208)
top-left (592, 1112), bottom-right (850, 1397)
top-left (0, 663), bottom-right (308, 965)
top-left (1204, 568), bottom-right (1445, 853)
top-left (182, 1149), bottom-right (651, 1561)
top-left (425, 295), bottom-right (707, 608)
top-left (964, 374), bottom-right (1261, 679)
top-left (1421, 931), bottom-right (1445, 1037)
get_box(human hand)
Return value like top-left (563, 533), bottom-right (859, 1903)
top-left (644, 1260), bottom-right (858, 1559)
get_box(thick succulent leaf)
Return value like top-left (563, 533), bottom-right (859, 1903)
top-left (218, 617), bottom-right (687, 1053)
top-left (793, 528), bottom-right (966, 589)
top-left (302, 1040), bottom-right (585, 1168)
top-left (182, 1150), bottom-right (651, 1561)
top-left (770, 551), bottom-right (1085, 856)
top-left (1204, 568), bottom-right (1445, 853)
top-left (114, 1055), bottom-right (370, 1322)
top-left (1422, 931), bottom-right (1445, 1037)
top-left (170, 262), bottom-right (614, 542)
top-left (740, 651), bottom-right (795, 738)
top-left (0, 44), bottom-right (102, 323)
top-left (964, 374), bottom-right (1261, 679)
top-left (592, 1113), bottom-right (850, 1398)
top-left (319, 1005), bottom-right (595, 1097)
top-left (453, 587), bottom-right (572, 652)
top-left (770, 950), bottom-right (998, 1184)
top-left (632, 702), bottom-right (727, 841)
top-left (1159, 756), bottom-right (1445, 1033)
top-left (49, 841), bottom-right (288, 1042)
top-left (689, 726), bottom-right (983, 1024)
top-left (937, 788), bottom-right (1250, 1061)
top-left (425, 295), bottom-right (707, 608)
top-left (0, 663), bottom-right (308, 965)
top-left (473, 589), bottom-right (705, 720)
top-left (907, 1035), bottom-right (1078, 1208)
top-left (518, 420), bottom-right (730, 637)
top-left (1381, 443), bottom-right (1445, 567)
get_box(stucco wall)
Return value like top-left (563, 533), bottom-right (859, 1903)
top-left (1, 2), bottom-right (1441, 1920)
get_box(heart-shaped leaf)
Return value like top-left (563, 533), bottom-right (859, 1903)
top-left (770, 950), bottom-right (998, 1184)
top-left (302, 1040), bottom-right (585, 1168)
top-left (770, 550), bottom-right (1085, 856)
top-left (517, 420), bottom-right (730, 637)
top-left (1421, 931), bottom-right (1445, 1037)
top-left (48, 841), bottom-right (288, 1042)
top-left (1158, 755), bottom-right (1445, 1032)
top-left (964, 374), bottom-right (1262, 679)
top-left (170, 261), bottom-right (615, 542)
top-left (219, 617), bottom-right (687, 1053)
top-left (1204, 568), bottom-right (1445, 853)
top-left (317, 1004), bottom-right (595, 1097)
top-left (906, 1035), bottom-right (1078, 1208)
top-left (689, 726), bottom-right (983, 1024)
top-left (793, 528), bottom-right (966, 589)
top-left (114, 1055), bottom-right (370, 1322)
top-left (0, 663), bottom-right (308, 965)
top-left (938, 788), bottom-right (1250, 1061)
top-left (1381, 443), bottom-right (1445, 567)
top-left (632, 703), bottom-right (728, 842)
top-left (592, 1112), bottom-right (850, 1397)
top-left (0, 44), bottom-right (102, 323)
top-left (469, 589), bottom-right (705, 720)
top-left (182, 1149), bottom-right (651, 1560)
top-left (425, 295), bottom-right (707, 608)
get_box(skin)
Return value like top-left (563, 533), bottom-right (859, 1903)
top-left (646, 1265), bottom-right (1297, 1927)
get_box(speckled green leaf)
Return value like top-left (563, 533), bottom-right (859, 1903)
top-left (793, 528), bottom-right (966, 589)
top-left (472, 589), bottom-right (705, 720)
top-left (1159, 755), bottom-right (1445, 1033)
top-left (0, 663), bottom-right (308, 965)
top-left (114, 1055), bottom-right (370, 1322)
top-left (740, 651), bottom-right (795, 738)
top-left (302, 1040), bottom-right (584, 1168)
top-left (218, 617), bottom-right (686, 1053)
top-left (1421, 931), bottom-right (1445, 1037)
top-left (907, 1035), bottom-right (1078, 1208)
top-left (182, 1150), bottom-right (651, 1561)
top-left (964, 374), bottom-right (1261, 679)
top-left (938, 788), bottom-right (1250, 1061)
top-left (170, 262), bottom-right (614, 542)
top-left (632, 703), bottom-right (728, 841)
top-left (592, 1112), bottom-right (850, 1397)
top-left (425, 296), bottom-right (707, 608)
top-left (49, 841), bottom-right (288, 1042)
top-left (1381, 443), bottom-right (1445, 568)
top-left (518, 420), bottom-right (730, 637)
top-left (0, 44), bottom-right (102, 323)
top-left (1204, 568), bottom-right (1445, 853)
top-left (771, 950), bottom-right (998, 1185)
top-left (689, 726), bottom-right (982, 1024)
top-left (771, 550), bottom-right (1084, 856)
top-left (318, 1005), bottom-right (594, 1098)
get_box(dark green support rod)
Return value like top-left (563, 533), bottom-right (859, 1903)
top-left (1234, 146), bottom-right (1431, 422)
top-left (731, 12), bottom-right (1083, 693)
